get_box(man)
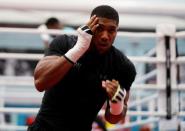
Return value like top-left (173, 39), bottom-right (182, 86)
top-left (38, 17), bottom-right (61, 48)
top-left (28, 5), bottom-right (136, 131)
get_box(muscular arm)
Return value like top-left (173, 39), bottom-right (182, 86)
top-left (34, 16), bottom-right (99, 92)
top-left (34, 55), bottom-right (73, 92)
top-left (105, 91), bottom-right (129, 124)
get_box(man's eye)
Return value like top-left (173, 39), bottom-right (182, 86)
top-left (97, 27), bottom-right (103, 32)
top-left (109, 29), bottom-right (116, 33)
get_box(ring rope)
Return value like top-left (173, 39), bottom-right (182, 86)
top-left (0, 27), bottom-right (160, 38)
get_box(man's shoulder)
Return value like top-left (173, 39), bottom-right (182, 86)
top-left (112, 47), bottom-right (124, 56)
top-left (53, 34), bottom-right (77, 47)
top-left (66, 35), bottom-right (78, 46)
top-left (45, 35), bottom-right (77, 56)
top-left (112, 46), bottom-right (127, 61)
top-left (55, 34), bottom-right (77, 42)
top-left (112, 46), bottom-right (135, 70)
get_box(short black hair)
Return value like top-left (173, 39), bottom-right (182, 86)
top-left (45, 17), bottom-right (59, 26)
top-left (91, 5), bottom-right (119, 25)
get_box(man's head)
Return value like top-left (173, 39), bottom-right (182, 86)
top-left (45, 17), bottom-right (61, 29)
top-left (90, 5), bottom-right (119, 54)
top-left (91, 5), bottom-right (119, 25)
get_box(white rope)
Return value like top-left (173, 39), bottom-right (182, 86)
top-left (0, 107), bottom-right (39, 114)
top-left (0, 52), bottom-right (43, 60)
top-left (175, 31), bottom-right (185, 38)
top-left (129, 56), bottom-right (165, 63)
top-left (174, 56), bottom-right (185, 64)
top-left (129, 93), bottom-right (158, 108)
top-left (135, 69), bottom-right (157, 83)
top-left (178, 112), bottom-right (185, 117)
top-left (133, 84), bottom-right (185, 91)
top-left (1, 27), bottom-right (185, 39)
top-left (0, 82), bottom-right (33, 87)
top-left (117, 31), bottom-right (160, 38)
top-left (0, 75), bottom-right (33, 80)
top-left (0, 52), bottom-right (165, 63)
top-left (178, 84), bottom-right (185, 90)
top-left (0, 27), bottom-right (76, 35)
top-left (0, 76), bottom-right (34, 86)
top-left (128, 111), bottom-right (166, 117)
top-left (0, 27), bottom-right (160, 38)
top-left (0, 106), bottom-right (167, 116)
top-left (132, 84), bottom-right (165, 90)
top-left (144, 48), bottom-right (156, 57)
top-left (0, 124), bottom-right (27, 131)
top-left (0, 92), bottom-right (43, 98)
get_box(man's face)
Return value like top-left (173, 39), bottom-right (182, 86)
top-left (53, 23), bottom-right (61, 29)
top-left (49, 23), bottom-right (61, 38)
top-left (91, 17), bottom-right (118, 54)
top-left (48, 23), bottom-right (61, 30)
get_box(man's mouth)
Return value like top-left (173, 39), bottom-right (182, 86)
top-left (99, 43), bottom-right (108, 47)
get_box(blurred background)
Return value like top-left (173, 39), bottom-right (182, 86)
top-left (0, 0), bottom-right (185, 131)
top-left (0, 0), bottom-right (185, 30)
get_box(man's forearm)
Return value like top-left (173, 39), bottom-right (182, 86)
top-left (105, 105), bottom-right (127, 124)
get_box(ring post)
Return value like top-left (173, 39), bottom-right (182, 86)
top-left (156, 24), bottom-right (179, 130)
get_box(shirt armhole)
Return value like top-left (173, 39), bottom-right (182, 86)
top-left (44, 35), bottom-right (72, 57)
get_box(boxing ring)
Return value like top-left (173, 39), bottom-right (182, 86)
top-left (0, 25), bottom-right (185, 131)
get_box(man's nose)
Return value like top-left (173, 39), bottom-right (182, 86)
top-left (101, 31), bottom-right (109, 41)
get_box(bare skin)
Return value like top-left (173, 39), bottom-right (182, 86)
top-left (34, 56), bottom-right (73, 92)
top-left (90, 17), bottom-right (118, 54)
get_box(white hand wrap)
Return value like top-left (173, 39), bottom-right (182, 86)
top-left (65, 25), bottom-right (92, 63)
top-left (111, 85), bottom-right (126, 103)
top-left (110, 85), bottom-right (127, 115)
